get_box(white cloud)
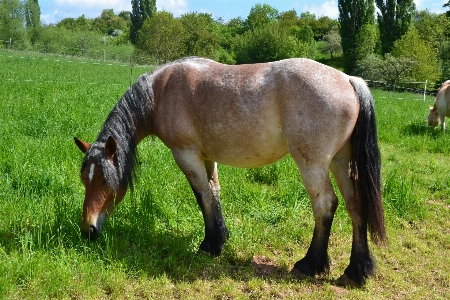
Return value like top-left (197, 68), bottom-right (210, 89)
top-left (41, 10), bottom-right (59, 25)
top-left (308, 1), bottom-right (339, 19)
top-left (293, 0), bottom-right (339, 19)
top-left (317, 1), bottom-right (339, 19)
top-left (157, 0), bottom-right (189, 16)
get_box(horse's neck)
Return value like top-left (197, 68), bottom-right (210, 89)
top-left (120, 80), bottom-right (153, 143)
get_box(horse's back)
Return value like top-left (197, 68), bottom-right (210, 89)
top-left (150, 58), bottom-right (359, 167)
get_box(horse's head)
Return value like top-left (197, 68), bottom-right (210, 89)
top-left (427, 105), bottom-right (439, 128)
top-left (74, 136), bottom-right (127, 240)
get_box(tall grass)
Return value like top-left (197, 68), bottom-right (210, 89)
top-left (0, 50), bottom-right (449, 298)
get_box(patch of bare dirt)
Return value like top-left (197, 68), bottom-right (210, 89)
top-left (251, 255), bottom-right (283, 277)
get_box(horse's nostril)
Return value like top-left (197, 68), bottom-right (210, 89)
top-left (89, 225), bottom-right (99, 240)
top-left (82, 224), bottom-right (100, 240)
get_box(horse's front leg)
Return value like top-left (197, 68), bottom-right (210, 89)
top-left (440, 115), bottom-right (446, 133)
top-left (171, 150), bottom-right (228, 256)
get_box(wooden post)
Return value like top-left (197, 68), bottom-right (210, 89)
top-left (130, 54), bottom-right (133, 88)
top-left (423, 80), bottom-right (428, 102)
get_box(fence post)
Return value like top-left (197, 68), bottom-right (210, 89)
top-left (130, 54), bottom-right (133, 87)
top-left (423, 80), bottom-right (428, 102)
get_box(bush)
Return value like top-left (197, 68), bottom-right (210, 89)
top-left (232, 22), bottom-right (307, 64)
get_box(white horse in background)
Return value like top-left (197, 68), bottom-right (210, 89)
top-left (428, 80), bottom-right (450, 133)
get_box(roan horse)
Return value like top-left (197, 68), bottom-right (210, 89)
top-left (428, 80), bottom-right (450, 132)
top-left (74, 57), bottom-right (386, 287)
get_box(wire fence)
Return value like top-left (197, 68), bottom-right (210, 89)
top-left (0, 38), bottom-right (159, 66)
top-left (365, 80), bottom-right (442, 100)
top-left (0, 48), bottom-right (158, 89)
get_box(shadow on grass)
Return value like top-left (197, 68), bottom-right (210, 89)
top-left (80, 225), bottom-right (343, 288)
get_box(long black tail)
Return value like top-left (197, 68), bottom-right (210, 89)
top-left (349, 77), bottom-right (386, 244)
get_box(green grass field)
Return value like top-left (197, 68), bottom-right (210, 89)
top-left (0, 50), bottom-right (449, 299)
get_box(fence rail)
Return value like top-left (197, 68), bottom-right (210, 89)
top-left (365, 80), bottom-right (441, 101)
top-left (0, 38), bottom-right (160, 66)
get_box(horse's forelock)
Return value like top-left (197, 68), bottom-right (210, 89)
top-left (83, 143), bottom-right (120, 192)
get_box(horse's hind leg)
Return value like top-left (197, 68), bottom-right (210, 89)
top-left (171, 149), bottom-right (228, 256)
top-left (329, 144), bottom-right (374, 286)
top-left (292, 161), bottom-right (338, 277)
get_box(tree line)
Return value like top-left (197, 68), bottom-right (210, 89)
top-left (1, 0), bottom-right (450, 87)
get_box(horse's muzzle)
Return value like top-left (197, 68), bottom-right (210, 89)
top-left (81, 225), bottom-right (101, 240)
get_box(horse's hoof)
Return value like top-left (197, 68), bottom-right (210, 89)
top-left (199, 239), bottom-right (223, 257)
top-left (336, 274), bottom-right (362, 287)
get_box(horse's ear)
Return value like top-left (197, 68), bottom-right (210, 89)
top-left (105, 136), bottom-right (117, 159)
top-left (74, 137), bottom-right (91, 153)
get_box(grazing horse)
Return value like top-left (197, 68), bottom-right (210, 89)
top-left (428, 80), bottom-right (450, 133)
top-left (74, 57), bottom-right (386, 286)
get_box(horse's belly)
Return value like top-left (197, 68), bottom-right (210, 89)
top-left (203, 131), bottom-right (289, 168)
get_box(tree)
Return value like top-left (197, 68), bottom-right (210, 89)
top-left (297, 25), bottom-right (316, 58)
top-left (391, 27), bottom-right (440, 85)
top-left (444, 1), bottom-right (450, 18)
top-left (356, 54), bottom-right (414, 89)
top-left (355, 23), bottom-right (377, 61)
top-left (415, 10), bottom-right (450, 81)
top-left (58, 15), bottom-right (90, 31)
top-left (298, 12), bottom-right (338, 41)
top-left (0, 0), bottom-right (28, 49)
top-left (245, 4), bottom-right (279, 31)
top-left (93, 9), bottom-right (128, 35)
top-left (232, 22), bottom-right (305, 64)
top-left (180, 13), bottom-right (221, 59)
top-left (313, 16), bottom-right (339, 40)
top-left (137, 11), bottom-right (185, 63)
top-left (376, 0), bottom-right (416, 55)
top-left (24, 0), bottom-right (40, 44)
top-left (130, 0), bottom-right (156, 44)
top-left (278, 10), bottom-right (298, 31)
top-left (322, 30), bottom-right (342, 63)
top-left (338, 0), bottom-right (375, 74)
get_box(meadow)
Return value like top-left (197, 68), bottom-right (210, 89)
top-left (0, 50), bottom-right (449, 299)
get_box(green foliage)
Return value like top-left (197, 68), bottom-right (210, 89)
top-left (244, 3), bottom-right (279, 31)
top-left (392, 27), bottom-right (441, 85)
top-left (180, 13), bottom-right (221, 59)
top-left (355, 23), bottom-right (377, 61)
top-left (93, 9), bottom-right (129, 35)
top-left (376, 0), bottom-right (416, 55)
top-left (298, 12), bottom-right (339, 41)
top-left (57, 15), bottom-right (90, 31)
top-left (415, 10), bottom-right (450, 82)
top-left (338, 0), bottom-right (375, 74)
top-left (0, 0), bottom-right (29, 50)
top-left (321, 29), bottom-right (342, 64)
top-left (232, 22), bottom-right (306, 64)
top-left (137, 11), bottom-right (185, 63)
top-left (356, 53), bottom-right (415, 86)
top-left (24, 0), bottom-right (41, 44)
top-left (130, 0), bottom-right (156, 44)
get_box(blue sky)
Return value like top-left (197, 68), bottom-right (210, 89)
top-left (39, 0), bottom-right (447, 25)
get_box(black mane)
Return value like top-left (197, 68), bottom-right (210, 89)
top-left (81, 74), bottom-right (154, 192)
